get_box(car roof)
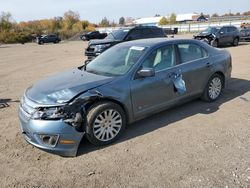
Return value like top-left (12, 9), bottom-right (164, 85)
top-left (117, 38), bottom-right (202, 48)
top-left (118, 26), bottom-right (162, 31)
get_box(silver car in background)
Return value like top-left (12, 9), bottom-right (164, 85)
top-left (18, 38), bottom-right (232, 156)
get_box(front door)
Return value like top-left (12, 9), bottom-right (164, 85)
top-left (130, 44), bottom-right (180, 119)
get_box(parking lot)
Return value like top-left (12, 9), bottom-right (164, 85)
top-left (0, 35), bottom-right (250, 187)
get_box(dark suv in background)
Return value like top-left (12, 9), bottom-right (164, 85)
top-left (194, 26), bottom-right (240, 47)
top-left (85, 26), bottom-right (166, 60)
top-left (37, 34), bottom-right (61, 45)
top-left (80, 31), bottom-right (107, 41)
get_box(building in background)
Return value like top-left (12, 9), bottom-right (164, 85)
top-left (133, 13), bottom-right (205, 26)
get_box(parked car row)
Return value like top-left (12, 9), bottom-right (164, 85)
top-left (19, 25), bottom-right (233, 156)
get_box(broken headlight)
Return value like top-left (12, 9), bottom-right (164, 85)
top-left (32, 107), bottom-right (64, 120)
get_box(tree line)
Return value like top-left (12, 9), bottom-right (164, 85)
top-left (0, 10), bottom-right (133, 44)
top-left (0, 10), bottom-right (95, 44)
top-left (1, 10), bottom-right (250, 44)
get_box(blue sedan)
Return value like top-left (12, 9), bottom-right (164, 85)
top-left (19, 38), bottom-right (232, 156)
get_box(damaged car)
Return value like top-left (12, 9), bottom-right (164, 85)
top-left (18, 38), bottom-right (232, 157)
top-left (194, 26), bottom-right (240, 47)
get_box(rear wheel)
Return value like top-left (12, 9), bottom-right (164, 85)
top-left (201, 74), bottom-right (223, 102)
top-left (86, 102), bottom-right (126, 146)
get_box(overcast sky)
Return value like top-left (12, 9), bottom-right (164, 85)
top-left (1, 0), bottom-right (250, 23)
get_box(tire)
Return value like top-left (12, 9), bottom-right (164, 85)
top-left (86, 101), bottom-right (126, 146)
top-left (201, 73), bottom-right (224, 102)
top-left (232, 37), bottom-right (239, 46)
top-left (39, 41), bottom-right (44, 45)
top-left (211, 39), bottom-right (218, 47)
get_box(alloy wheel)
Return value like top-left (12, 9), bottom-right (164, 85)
top-left (93, 109), bottom-right (122, 142)
top-left (208, 77), bottom-right (222, 100)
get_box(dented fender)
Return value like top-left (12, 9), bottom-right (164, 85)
top-left (63, 89), bottom-right (104, 132)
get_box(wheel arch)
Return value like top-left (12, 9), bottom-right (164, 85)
top-left (84, 97), bottom-right (131, 124)
top-left (212, 71), bottom-right (225, 88)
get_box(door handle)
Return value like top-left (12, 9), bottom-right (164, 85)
top-left (168, 72), bottom-right (181, 78)
top-left (206, 62), bottom-right (211, 67)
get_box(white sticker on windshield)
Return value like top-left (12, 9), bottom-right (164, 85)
top-left (130, 46), bottom-right (145, 51)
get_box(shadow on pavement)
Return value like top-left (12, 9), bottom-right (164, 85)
top-left (77, 77), bottom-right (250, 156)
top-left (0, 99), bottom-right (20, 109)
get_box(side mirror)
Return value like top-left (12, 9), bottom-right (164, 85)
top-left (220, 31), bottom-right (224, 35)
top-left (137, 67), bottom-right (155, 78)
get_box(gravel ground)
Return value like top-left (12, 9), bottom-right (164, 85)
top-left (0, 36), bottom-right (250, 188)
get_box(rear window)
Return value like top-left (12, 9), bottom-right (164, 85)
top-left (140, 27), bottom-right (165, 39)
top-left (177, 43), bottom-right (208, 63)
top-left (151, 28), bottom-right (165, 37)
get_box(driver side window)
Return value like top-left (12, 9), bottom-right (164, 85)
top-left (220, 27), bottom-right (227, 33)
top-left (142, 45), bottom-right (176, 72)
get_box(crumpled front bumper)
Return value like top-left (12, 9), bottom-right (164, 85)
top-left (18, 108), bottom-right (85, 157)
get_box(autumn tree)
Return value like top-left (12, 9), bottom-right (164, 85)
top-left (211, 13), bottom-right (219, 17)
top-left (82, 20), bottom-right (89, 30)
top-left (169, 13), bottom-right (177, 24)
top-left (63, 10), bottom-right (80, 30)
top-left (243, 11), bottom-right (250, 16)
top-left (159, 17), bottom-right (169, 25)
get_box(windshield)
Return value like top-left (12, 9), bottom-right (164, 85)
top-left (105, 29), bottom-right (129, 40)
top-left (85, 45), bottom-right (147, 76)
top-left (201, 27), bottom-right (220, 34)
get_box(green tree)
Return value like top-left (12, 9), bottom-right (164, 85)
top-left (169, 13), bottom-right (176, 24)
top-left (99, 17), bottom-right (110, 27)
top-left (119, 17), bottom-right (125, 25)
top-left (0, 11), bottom-right (13, 31)
top-left (159, 17), bottom-right (168, 25)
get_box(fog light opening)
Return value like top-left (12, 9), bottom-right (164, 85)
top-left (39, 134), bottom-right (58, 147)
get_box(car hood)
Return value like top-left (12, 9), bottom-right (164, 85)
top-left (89, 38), bottom-right (121, 45)
top-left (195, 32), bottom-right (211, 37)
top-left (26, 68), bottom-right (114, 105)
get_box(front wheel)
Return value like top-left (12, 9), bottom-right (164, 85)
top-left (201, 74), bottom-right (224, 102)
top-left (232, 37), bottom-right (239, 46)
top-left (211, 39), bottom-right (218, 47)
top-left (86, 102), bottom-right (126, 146)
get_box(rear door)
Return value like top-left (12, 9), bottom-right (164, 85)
top-left (227, 27), bottom-right (236, 43)
top-left (218, 27), bottom-right (228, 44)
top-left (175, 42), bottom-right (210, 96)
